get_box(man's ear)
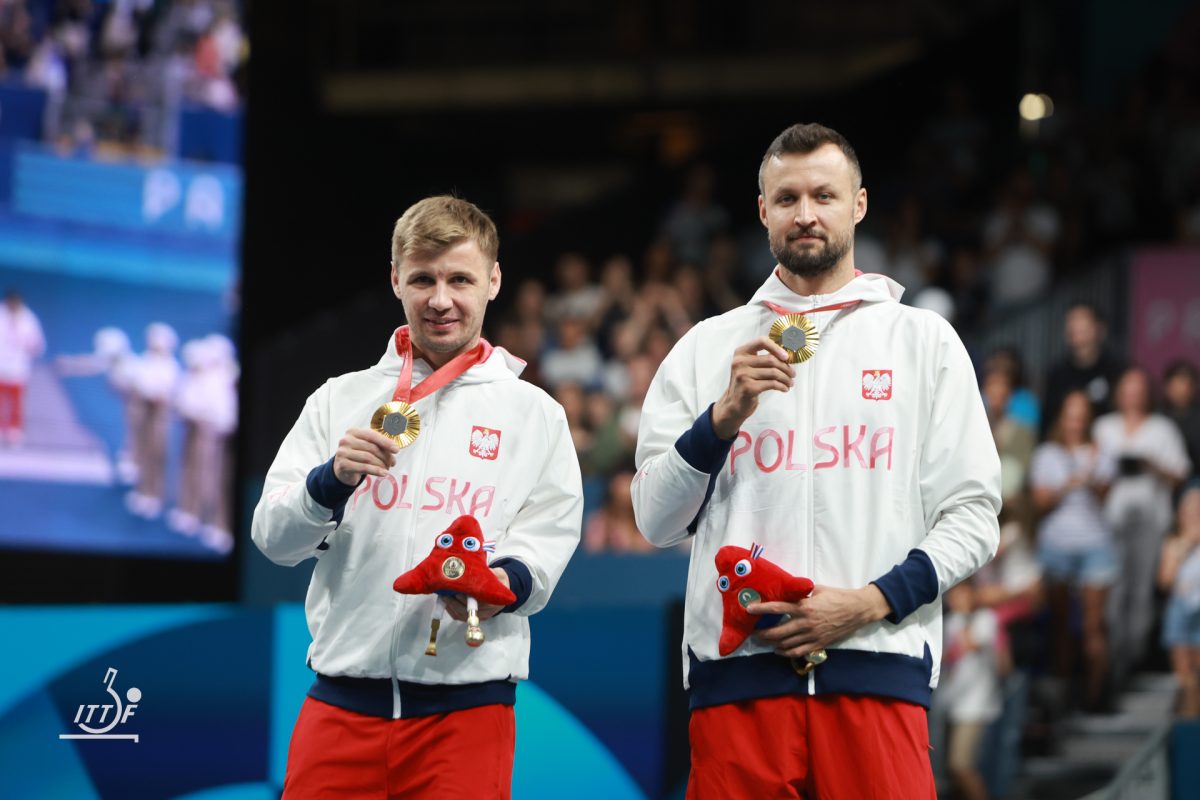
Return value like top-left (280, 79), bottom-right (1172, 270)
top-left (488, 262), bottom-right (502, 301)
top-left (390, 261), bottom-right (403, 299)
top-left (854, 187), bottom-right (868, 225)
top-left (758, 195), bottom-right (768, 228)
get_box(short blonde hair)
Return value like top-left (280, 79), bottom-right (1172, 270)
top-left (390, 195), bottom-right (499, 266)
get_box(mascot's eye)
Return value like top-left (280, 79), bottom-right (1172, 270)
top-left (436, 534), bottom-right (454, 548)
top-left (734, 559), bottom-right (752, 577)
top-left (717, 575), bottom-right (730, 592)
top-left (462, 537), bottom-right (481, 552)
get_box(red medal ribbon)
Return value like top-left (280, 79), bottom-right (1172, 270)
top-left (392, 326), bottom-right (493, 403)
top-left (762, 299), bottom-right (861, 316)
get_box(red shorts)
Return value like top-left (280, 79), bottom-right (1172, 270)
top-left (687, 694), bottom-right (935, 800)
top-left (282, 697), bottom-right (515, 799)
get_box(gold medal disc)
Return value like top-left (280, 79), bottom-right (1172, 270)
top-left (769, 314), bottom-right (819, 364)
top-left (371, 401), bottom-right (421, 448)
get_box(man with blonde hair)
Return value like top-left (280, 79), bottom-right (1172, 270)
top-left (254, 196), bottom-right (582, 799)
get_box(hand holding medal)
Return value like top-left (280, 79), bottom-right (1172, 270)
top-left (710, 336), bottom-right (796, 440)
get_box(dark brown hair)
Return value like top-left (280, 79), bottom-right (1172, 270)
top-left (759, 123), bottom-right (862, 193)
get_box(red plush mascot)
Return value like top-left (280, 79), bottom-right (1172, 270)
top-left (393, 515), bottom-right (516, 656)
top-left (714, 543), bottom-right (815, 657)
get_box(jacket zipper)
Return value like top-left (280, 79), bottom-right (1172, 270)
top-left (806, 303), bottom-right (819, 696)
top-left (389, 389), bottom-right (440, 719)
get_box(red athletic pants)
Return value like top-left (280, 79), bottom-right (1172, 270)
top-left (0, 383), bottom-right (22, 429)
top-left (687, 694), bottom-right (935, 800)
top-left (281, 698), bottom-right (515, 799)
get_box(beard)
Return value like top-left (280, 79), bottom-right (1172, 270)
top-left (770, 226), bottom-right (852, 278)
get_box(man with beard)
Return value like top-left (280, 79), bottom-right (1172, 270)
top-left (632, 123), bottom-right (1000, 798)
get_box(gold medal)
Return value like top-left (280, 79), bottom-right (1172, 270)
top-left (371, 401), bottom-right (421, 448)
top-left (769, 314), bottom-right (819, 364)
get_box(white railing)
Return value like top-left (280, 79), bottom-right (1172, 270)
top-left (1079, 722), bottom-right (1172, 800)
top-left (965, 256), bottom-right (1126, 396)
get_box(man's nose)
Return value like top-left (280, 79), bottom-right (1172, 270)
top-left (429, 282), bottom-right (453, 310)
top-left (794, 198), bottom-right (817, 226)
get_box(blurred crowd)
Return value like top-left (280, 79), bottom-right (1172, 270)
top-left (931, 305), bottom-right (1197, 799)
top-left (0, 0), bottom-right (245, 155)
top-left (851, 66), bottom-right (1200, 334)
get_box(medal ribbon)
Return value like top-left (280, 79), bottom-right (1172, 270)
top-left (762, 299), bottom-right (861, 316)
top-left (392, 326), bottom-right (493, 403)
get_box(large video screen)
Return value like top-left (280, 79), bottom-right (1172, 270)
top-left (0, 101), bottom-right (242, 561)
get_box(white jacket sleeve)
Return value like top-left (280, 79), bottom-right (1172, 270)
top-left (916, 319), bottom-right (1002, 592)
top-left (874, 318), bottom-right (1001, 622)
top-left (631, 330), bottom-right (722, 548)
top-left (490, 405), bottom-right (583, 616)
top-left (251, 384), bottom-right (340, 567)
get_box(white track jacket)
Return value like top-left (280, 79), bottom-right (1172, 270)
top-left (633, 270), bottom-right (1001, 709)
top-left (253, 330), bottom-right (582, 719)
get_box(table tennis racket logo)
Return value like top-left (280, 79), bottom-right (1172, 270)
top-left (59, 667), bottom-right (142, 743)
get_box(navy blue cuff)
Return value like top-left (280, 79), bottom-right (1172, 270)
top-left (872, 549), bottom-right (939, 624)
top-left (674, 404), bottom-right (736, 473)
top-left (305, 457), bottom-right (357, 525)
top-left (491, 557), bottom-right (532, 613)
top-left (678, 404), bottom-right (735, 535)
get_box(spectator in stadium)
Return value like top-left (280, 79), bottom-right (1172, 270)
top-left (983, 347), bottom-right (1040, 432)
top-left (541, 314), bottom-right (604, 391)
top-left (982, 168), bottom-right (1059, 313)
top-left (1094, 367), bottom-right (1192, 688)
top-left (875, 194), bottom-right (944, 300)
top-left (982, 365), bottom-right (1036, 514)
top-left (660, 163), bottom-right (730, 267)
top-left (1042, 303), bottom-right (1124, 436)
top-left (584, 469), bottom-right (655, 554)
top-left (1159, 482), bottom-right (1200, 718)
top-left (1163, 360), bottom-right (1200, 482)
top-left (1031, 390), bottom-right (1115, 711)
top-left (937, 577), bottom-right (1003, 800)
top-left (592, 254), bottom-right (639, 360)
top-left (545, 252), bottom-right (604, 323)
top-left (972, 512), bottom-right (1043, 799)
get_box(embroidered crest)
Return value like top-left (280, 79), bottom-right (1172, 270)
top-left (469, 426), bottom-right (501, 460)
top-left (862, 370), bottom-right (893, 400)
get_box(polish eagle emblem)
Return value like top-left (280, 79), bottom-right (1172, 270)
top-left (469, 426), bottom-right (501, 460)
top-left (861, 369), bottom-right (893, 401)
